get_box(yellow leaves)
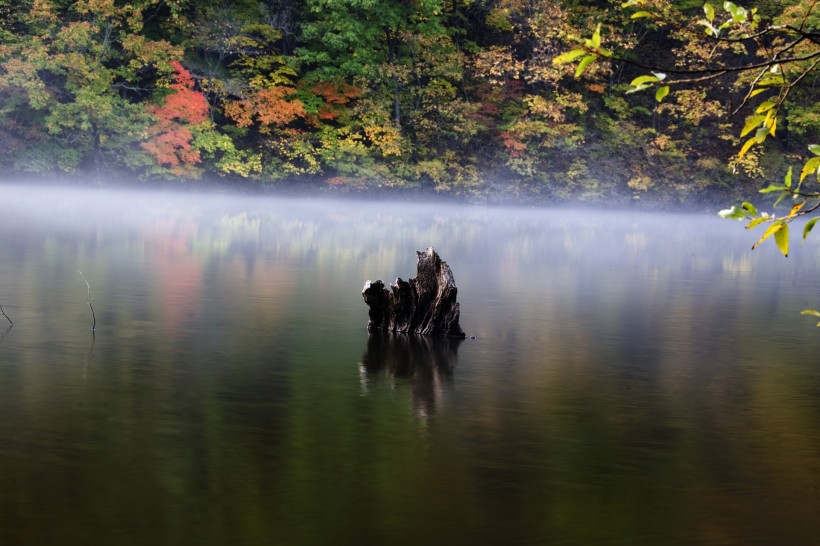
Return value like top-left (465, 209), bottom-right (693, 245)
top-left (738, 108), bottom-right (779, 160)
top-left (627, 175), bottom-right (652, 191)
top-left (55, 22), bottom-right (96, 50)
top-left (801, 157), bottom-right (820, 183)
top-left (524, 94), bottom-right (565, 122)
top-left (751, 221), bottom-right (785, 253)
top-left (785, 201), bottom-right (806, 219)
top-left (473, 46), bottom-right (523, 86)
top-left (0, 56), bottom-right (52, 109)
top-left (552, 49), bottom-right (587, 65)
top-left (363, 125), bottom-right (403, 157)
top-left (800, 309), bottom-right (820, 327)
top-left (217, 151), bottom-right (262, 178)
top-left (773, 222), bottom-right (789, 256)
top-left (27, 0), bottom-right (59, 24)
top-left (737, 136), bottom-right (757, 159)
top-left (121, 36), bottom-right (182, 72)
top-left (655, 89), bottom-right (722, 126)
top-left (574, 55), bottom-right (597, 79)
top-left (740, 114), bottom-right (765, 137)
top-left (75, 0), bottom-right (117, 19)
top-left (729, 143), bottom-right (765, 178)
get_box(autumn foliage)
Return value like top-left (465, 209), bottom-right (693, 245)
top-left (0, 0), bottom-right (815, 200)
top-left (141, 61), bottom-right (210, 176)
top-left (223, 86), bottom-right (306, 131)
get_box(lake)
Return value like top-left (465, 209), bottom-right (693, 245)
top-left (1, 183), bottom-right (819, 545)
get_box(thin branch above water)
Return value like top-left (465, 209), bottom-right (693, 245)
top-left (77, 271), bottom-right (96, 332)
top-left (0, 304), bottom-right (11, 326)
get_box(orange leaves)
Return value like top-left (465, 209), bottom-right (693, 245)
top-left (309, 81), bottom-right (363, 122)
top-left (501, 131), bottom-right (527, 158)
top-left (256, 87), bottom-right (306, 126)
top-left (224, 86), bottom-right (306, 130)
top-left (222, 100), bottom-right (253, 128)
top-left (141, 127), bottom-right (201, 173)
top-left (223, 80), bottom-right (361, 133)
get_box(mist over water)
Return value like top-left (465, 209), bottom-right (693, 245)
top-left (1, 182), bottom-right (820, 545)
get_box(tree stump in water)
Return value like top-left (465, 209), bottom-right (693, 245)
top-left (362, 247), bottom-right (466, 338)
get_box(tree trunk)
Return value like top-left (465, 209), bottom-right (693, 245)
top-left (362, 247), bottom-right (466, 338)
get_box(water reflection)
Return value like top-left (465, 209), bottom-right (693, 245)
top-left (359, 333), bottom-right (461, 417)
top-left (2, 184), bottom-right (820, 545)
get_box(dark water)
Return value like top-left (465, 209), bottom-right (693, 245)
top-left (1, 184), bottom-right (819, 545)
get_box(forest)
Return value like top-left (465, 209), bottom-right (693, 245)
top-left (0, 0), bottom-right (817, 204)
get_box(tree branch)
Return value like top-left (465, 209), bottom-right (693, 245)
top-left (611, 48), bottom-right (820, 76)
top-left (0, 304), bottom-right (11, 326)
top-left (77, 271), bottom-right (96, 332)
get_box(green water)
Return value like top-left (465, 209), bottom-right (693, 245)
top-left (1, 184), bottom-right (819, 545)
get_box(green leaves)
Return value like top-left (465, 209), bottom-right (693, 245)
top-left (802, 157), bottom-right (820, 183)
top-left (625, 72), bottom-right (669, 100)
top-left (738, 108), bottom-right (778, 159)
top-left (553, 23), bottom-right (617, 79)
top-left (773, 222), bottom-right (789, 257)
top-left (703, 3), bottom-right (715, 21)
top-left (803, 218), bottom-right (818, 242)
top-left (698, 1), bottom-right (759, 37)
top-left (588, 23), bottom-right (601, 49)
top-left (740, 114), bottom-right (765, 137)
top-left (718, 205), bottom-right (749, 220)
top-left (552, 49), bottom-right (588, 65)
top-left (751, 220), bottom-right (786, 254)
top-left (722, 160), bottom-right (816, 258)
top-left (800, 145), bottom-right (820, 182)
top-left (552, 47), bottom-right (600, 79)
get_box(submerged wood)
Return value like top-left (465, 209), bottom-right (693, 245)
top-left (362, 247), bottom-right (466, 338)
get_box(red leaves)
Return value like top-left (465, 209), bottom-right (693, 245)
top-left (311, 81), bottom-right (362, 104)
top-left (152, 61), bottom-right (209, 125)
top-left (141, 127), bottom-right (200, 170)
top-left (309, 81), bottom-right (362, 122)
top-left (142, 61), bottom-right (209, 175)
top-left (500, 131), bottom-right (527, 158)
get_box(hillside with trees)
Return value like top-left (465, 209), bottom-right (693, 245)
top-left (0, 0), bottom-right (816, 205)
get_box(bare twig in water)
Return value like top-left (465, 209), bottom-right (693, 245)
top-left (0, 304), bottom-right (11, 326)
top-left (77, 271), bottom-right (96, 332)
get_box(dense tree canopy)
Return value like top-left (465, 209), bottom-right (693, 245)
top-left (0, 0), bottom-right (816, 204)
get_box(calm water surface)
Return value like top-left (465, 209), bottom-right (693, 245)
top-left (1, 184), bottom-right (819, 545)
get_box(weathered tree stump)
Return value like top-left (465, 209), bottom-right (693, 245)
top-left (362, 247), bottom-right (466, 338)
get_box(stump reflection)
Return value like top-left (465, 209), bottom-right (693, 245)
top-left (359, 333), bottom-right (462, 417)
